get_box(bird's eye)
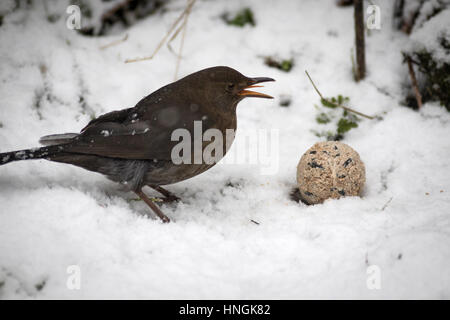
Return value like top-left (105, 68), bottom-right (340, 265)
top-left (226, 83), bottom-right (235, 92)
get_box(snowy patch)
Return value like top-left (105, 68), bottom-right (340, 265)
top-left (0, 0), bottom-right (449, 299)
top-left (409, 9), bottom-right (450, 64)
top-left (100, 130), bottom-right (111, 137)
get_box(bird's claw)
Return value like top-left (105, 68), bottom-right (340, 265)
top-left (160, 195), bottom-right (181, 203)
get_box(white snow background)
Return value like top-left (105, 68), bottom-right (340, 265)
top-left (0, 0), bottom-right (449, 299)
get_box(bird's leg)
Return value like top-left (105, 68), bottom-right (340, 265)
top-left (134, 189), bottom-right (170, 223)
top-left (150, 185), bottom-right (181, 203)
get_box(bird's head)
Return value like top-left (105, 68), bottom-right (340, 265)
top-left (182, 66), bottom-right (275, 112)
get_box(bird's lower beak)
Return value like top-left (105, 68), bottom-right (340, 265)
top-left (238, 77), bottom-right (275, 99)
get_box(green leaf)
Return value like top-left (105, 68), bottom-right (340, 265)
top-left (264, 57), bottom-right (293, 72)
top-left (280, 59), bottom-right (293, 72)
top-left (316, 112), bottom-right (331, 124)
top-left (225, 8), bottom-right (255, 27)
top-left (320, 98), bottom-right (337, 108)
top-left (337, 118), bottom-right (358, 134)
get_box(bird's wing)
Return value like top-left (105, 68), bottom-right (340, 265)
top-left (81, 107), bottom-right (135, 132)
top-left (65, 120), bottom-right (175, 160)
top-left (64, 100), bottom-right (209, 160)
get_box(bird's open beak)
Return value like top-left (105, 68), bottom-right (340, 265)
top-left (238, 77), bottom-right (275, 99)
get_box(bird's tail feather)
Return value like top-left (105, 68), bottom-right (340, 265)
top-left (39, 133), bottom-right (78, 146)
top-left (0, 145), bottom-right (66, 166)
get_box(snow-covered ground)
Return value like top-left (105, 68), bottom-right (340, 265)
top-left (0, 0), bottom-right (449, 299)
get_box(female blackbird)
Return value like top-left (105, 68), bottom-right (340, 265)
top-left (0, 66), bottom-right (274, 222)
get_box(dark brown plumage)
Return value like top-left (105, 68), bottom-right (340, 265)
top-left (0, 66), bottom-right (274, 222)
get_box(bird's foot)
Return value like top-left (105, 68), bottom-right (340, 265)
top-left (135, 189), bottom-right (170, 223)
top-left (160, 195), bottom-right (181, 203)
top-left (150, 185), bottom-right (181, 203)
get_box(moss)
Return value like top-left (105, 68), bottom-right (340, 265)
top-left (264, 57), bottom-right (294, 72)
top-left (223, 8), bottom-right (255, 27)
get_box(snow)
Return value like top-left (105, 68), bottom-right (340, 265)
top-left (413, 0), bottom-right (450, 32)
top-left (0, 0), bottom-right (450, 299)
top-left (409, 8), bottom-right (450, 65)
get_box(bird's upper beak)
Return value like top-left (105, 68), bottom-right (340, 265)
top-left (238, 77), bottom-right (275, 99)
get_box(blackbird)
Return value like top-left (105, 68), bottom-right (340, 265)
top-left (0, 66), bottom-right (274, 222)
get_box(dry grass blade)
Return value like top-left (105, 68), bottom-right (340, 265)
top-left (305, 70), bottom-right (375, 120)
top-left (100, 33), bottom-right (129, 50)
top-left (173, 1), bottom-right (194, 80)
top-left (125, 0), bottom-right (196, 64)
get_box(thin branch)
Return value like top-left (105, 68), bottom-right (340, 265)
top-left (305, 70), bottom-right (375, 120)
top-left (406, 56), bottom-right (423, 109)
top-left (99, 33), bottom-right (129, 50)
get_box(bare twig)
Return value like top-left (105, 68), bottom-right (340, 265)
top-left (305, 70), bottom-right (375, 120)
top-left (100, 33), bottom-right (129, 50)
top-left (125, 0), bottom-right (196, 64)
top-left (406, 56), bottom-right (423, 109)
